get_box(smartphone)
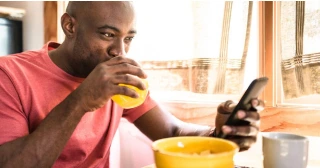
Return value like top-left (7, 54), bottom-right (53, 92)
top-left (216, 77), bottom-right (269, 138)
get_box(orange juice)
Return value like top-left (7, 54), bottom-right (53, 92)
top-left (111, 79), bottom-right (148, 109)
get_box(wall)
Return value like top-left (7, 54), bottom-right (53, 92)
top-left (0, 1), bottom-right (44, 51)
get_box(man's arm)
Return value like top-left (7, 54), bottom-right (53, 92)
top-left (133, 105), bottom-right (214, 141)
top-left (0, 56), bottom-right (153, 167)
top-left (134, 100), bottom-right (261, 151)
top-left (0, 92), bottom-right (85, 168)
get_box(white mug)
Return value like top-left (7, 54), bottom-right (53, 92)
top-left (262, 132), bottom-right (309, 168)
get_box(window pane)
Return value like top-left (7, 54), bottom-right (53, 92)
top-left (279, 1), bottom-right (320, 105)
top-left (129, 1), bottom-right (195, 61)
top-left (129, 1), bottom-right (259, 103)
top-left (280, 1), bottom-right (296, 60)
top-left (304, 1), bottom-right (320, 54)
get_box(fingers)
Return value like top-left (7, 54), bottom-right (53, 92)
top-left (217, 98), bottom-right (262, 151)
top-left (90, 56), bottom-right (149, 99)
top-left (105, 74), bottom-right (148, 98)
top-left (221, 110), bottom-right (260, 137)
top-left (106, 56), bottom-right (140, 66)
top-left (251, 98), bottom-right (265, 112)
top-left (228, 136), bottom-right (257, 151)
top-left (220, 100), bottom-right (236, 114)
top-left (236, 110), bottom-right (260, 128)
top-left (115, 84), bottom-right (140, 98)
top-left (111, 74), bottom-right (147, 90)
top-left (105, 82), bottom-right (143, 99)
top-left (251, 98), bottom-right (259, 107)
top-left (222, 125), bottom-right (258, 136)
top-left (251, 98), bottom-right (265, 107)
top-left (104, 56), bottom-right (148, 78)
top-left (112, 63), bottom-right (147, 79)
top-left (223, 123), bottom-right (258, 151)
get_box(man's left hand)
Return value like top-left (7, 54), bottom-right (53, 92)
top-left (214, 99), bottom-right (263, 151)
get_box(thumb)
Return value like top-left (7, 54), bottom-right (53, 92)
top-left (215, 100), bottom-right (237, 135)
top-left (217, 100), bottom-right (237, 114)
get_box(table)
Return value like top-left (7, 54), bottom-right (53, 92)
top-left (143, 133), bottom-right (320, 168)
top-left (234, 133), bottom-right (320, 168)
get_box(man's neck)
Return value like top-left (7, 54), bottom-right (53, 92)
top-left (48, 42), bottom-right (76, 76)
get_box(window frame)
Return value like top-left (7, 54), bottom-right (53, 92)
top-left (263, 1), bottom-right (320, 108)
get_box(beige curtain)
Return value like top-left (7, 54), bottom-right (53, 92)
top-left (141, 1), bottom-right (253, 95)
top-left (190, 1), bottom-right (253, 94)
top-left (214, 1), bottom-right (253, 94)
top-left (280, 1), bottom-right (320, 99)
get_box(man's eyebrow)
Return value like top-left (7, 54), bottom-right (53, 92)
top-left (128, 29), bottom-right (137, 34)
top-left (98, 24), bottom-right (137, 34)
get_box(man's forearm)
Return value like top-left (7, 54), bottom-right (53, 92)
top-left (173, 122), bottom-right (215, 137)
top-left (0, 93), bottom-right (85, 168)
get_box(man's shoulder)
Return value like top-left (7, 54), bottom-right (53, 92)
top-left (0, 49), bottom-right (44, 70)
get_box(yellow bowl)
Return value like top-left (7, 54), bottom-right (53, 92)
top-left (111, 78), bottom-right (148, 109)
top-left (152, 136), bottom-right (239, 168)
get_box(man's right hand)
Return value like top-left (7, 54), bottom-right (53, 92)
top-left (71, 56), bottom-right (148, 112)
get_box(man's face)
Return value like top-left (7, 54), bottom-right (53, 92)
top-left (68, 2), bottom-right (136, 77)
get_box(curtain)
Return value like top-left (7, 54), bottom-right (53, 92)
top-left (135, 1), bottom-right (254, 95)
top-left (280, 1), bottom-right (320, 99)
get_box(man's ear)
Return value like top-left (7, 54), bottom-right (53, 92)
top-left (60, 13), bottom-right (76, 38)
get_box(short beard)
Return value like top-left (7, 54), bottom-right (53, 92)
top-left (69, 38), bottom-right (96, 78)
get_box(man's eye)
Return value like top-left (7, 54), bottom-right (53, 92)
top-left (104, 33), bottom-right (114, 37)
top-left (125, 37), bottom-right (134, 41)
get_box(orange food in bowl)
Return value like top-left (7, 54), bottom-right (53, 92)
top-left (152, 136), bottom-right (239, 168)
top-left (111, 78), bottom-right (149, 109)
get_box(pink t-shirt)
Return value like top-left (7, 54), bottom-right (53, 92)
top-left (0, 42), bottom-right (157, 167)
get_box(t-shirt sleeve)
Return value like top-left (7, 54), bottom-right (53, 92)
top-left (0, 68), bottom-right (29, 145)
top-left (122, 91), bottom-right (158, 123)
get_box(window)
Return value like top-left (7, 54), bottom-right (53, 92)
top-left (274, 1), bottom-right (320, 107)
top-left (129, 1), bottom-right (260, 104)
top-left (54, 1), bottom-right (262, 105)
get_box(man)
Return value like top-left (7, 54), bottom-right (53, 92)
top-left (0, 2), bottom-right (260, 168)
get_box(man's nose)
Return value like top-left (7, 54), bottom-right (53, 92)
top-left (109, 39), bottom-right (126, 57)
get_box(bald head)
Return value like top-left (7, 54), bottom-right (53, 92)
top-left (66, 1), bottom-right (135, 19)
top-left (66, 1), bottom-right (89, 18)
